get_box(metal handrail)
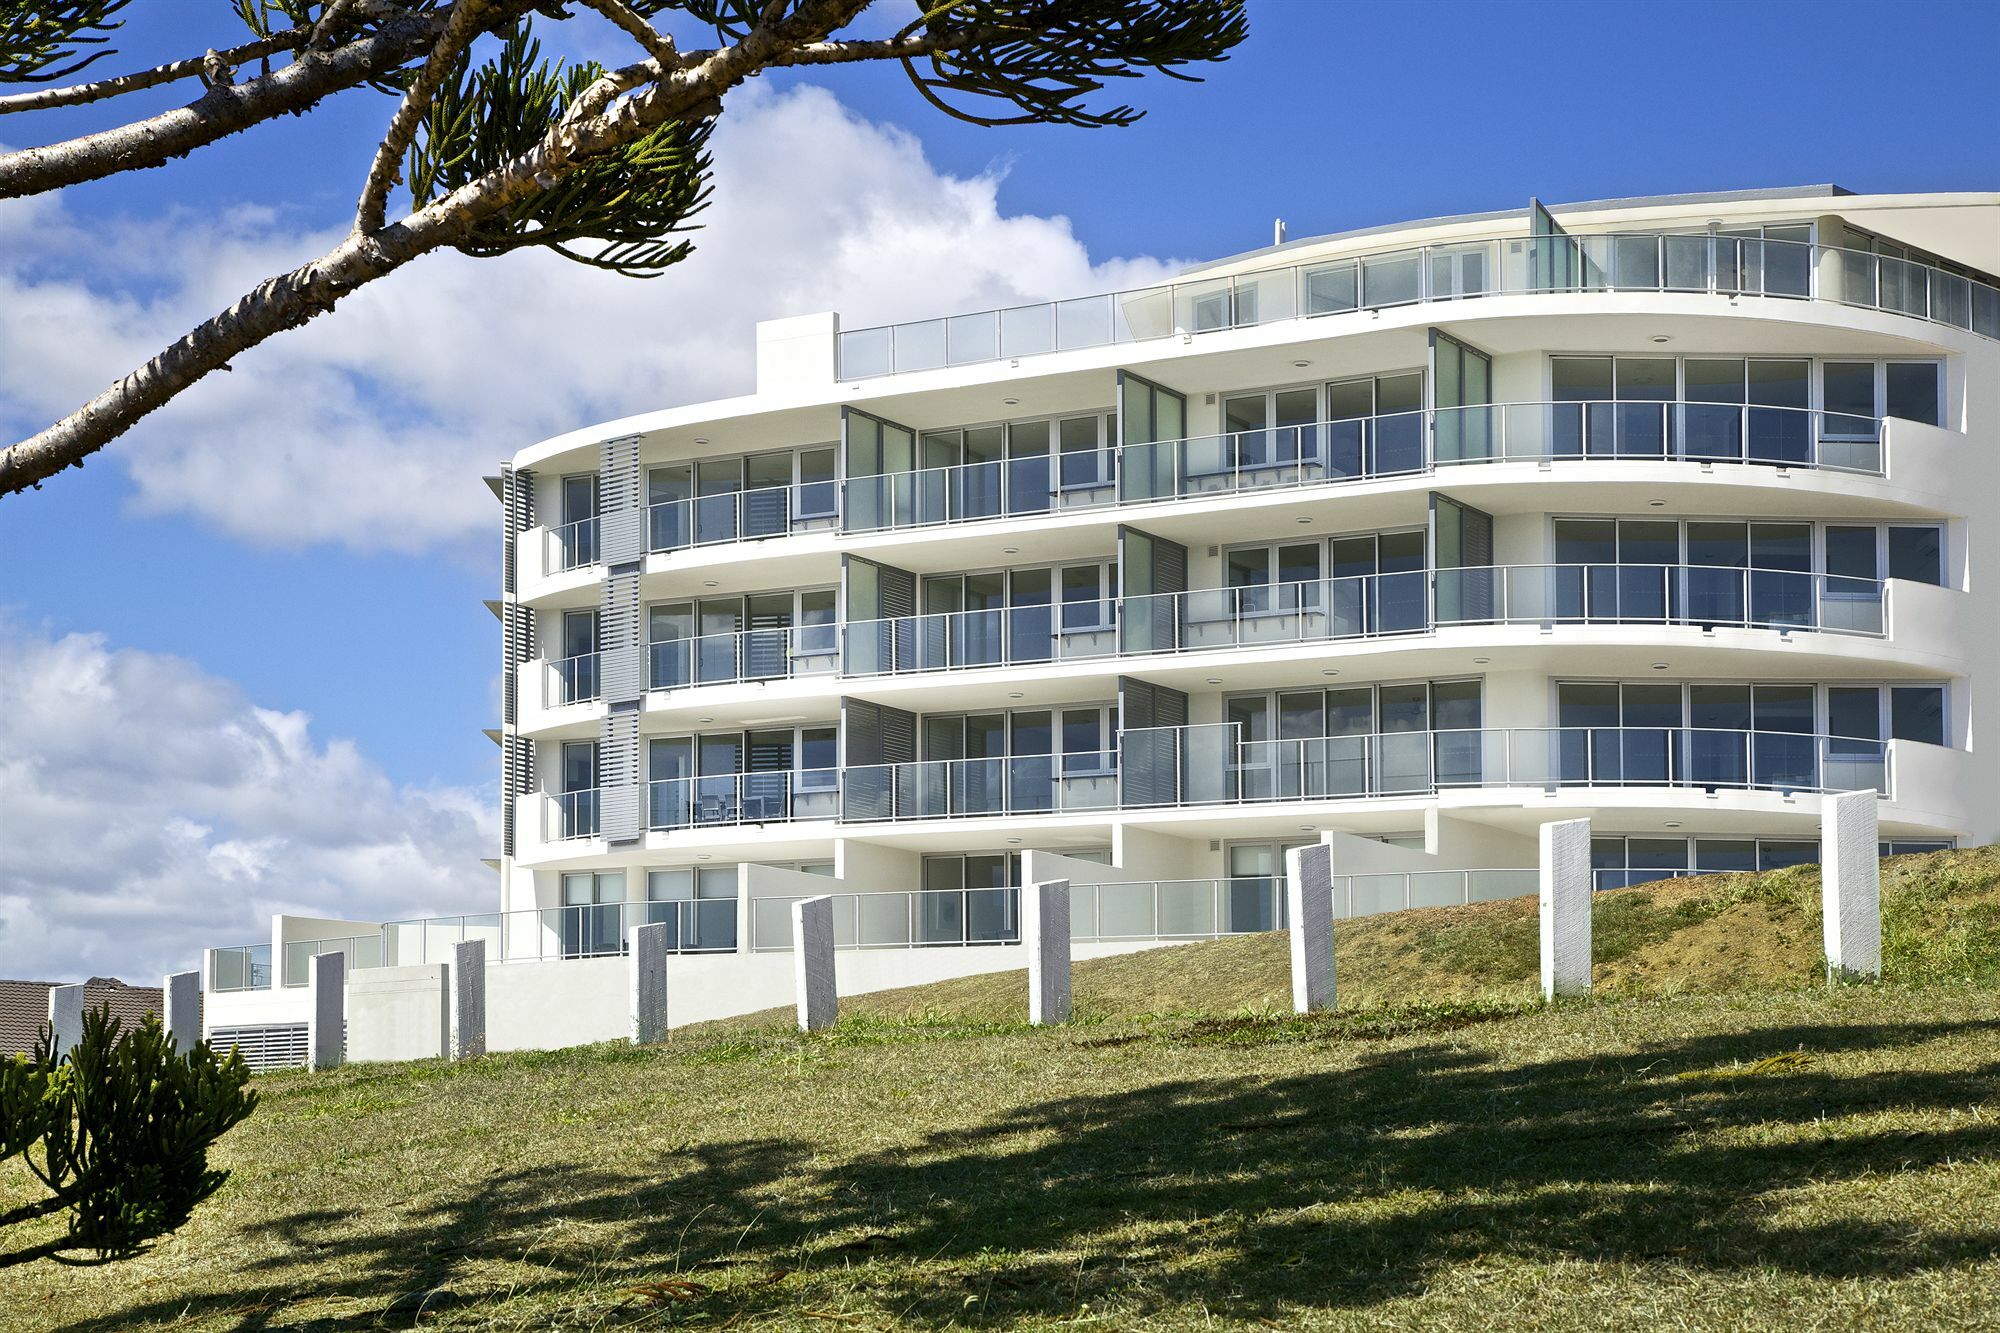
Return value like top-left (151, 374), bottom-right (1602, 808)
top-left (647, 767), bottom-right (841, 831)
top-left (836, 229), bottom-right (2000, 378)
top-left (645, 480), bottom-right (840, 553)
top-left (649, 622), bottom-right (839, 690)
top-left (547, 651), bottom-right (601, 706)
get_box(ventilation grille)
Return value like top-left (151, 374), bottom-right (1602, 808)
top-left (209, 1023), bottom-right (308, 1072)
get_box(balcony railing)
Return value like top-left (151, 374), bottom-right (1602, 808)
top-left (554, 787), bottom-right (599, 840)
top-left (649, 623), bottom-right (838, 690)
top-left (840, 750), bottom-right (1121, 823)
top-left (841, 400), bottom-right (1886, 535)
top-left (549, 651), bottom-right (601, 706)
top-left (647, 482), bottom-right (838, 553)
top-left (647, 768), bottom-right (840, 830)
top-left (836, 229), bottom-right (2000, 378)
top-left (833, 565), bottom-right (1885, 680)
top-left (750, 885), bottom-right (1023, 951)
top-left (546, 515), bottom-right (599, 573)
top-left (208, 943), bottom-right (273, 992)
top-left (1118, 723), bottom-right (1889, 807)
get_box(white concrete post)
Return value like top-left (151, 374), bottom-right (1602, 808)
top-left (1821, 790), bottom-right (1882, 981)
top-left (1024, 879), bottom-right (1073, 1025)
top-left (628, 922), bottom-right (669, 1045)
top-left (1285, 844), bottom-right (1336, 1013)
top-left (47, 984), bottom-right (85, 1059)
top-left (1539, 818), bottom-right (1593, 1000)
top-left (307, 951), bottom-right (346, 1072)
top-left (451, 940), bottom-right (487, 1059)
top-left (792, 895), bottom-right (837, 1032)
top-left (163, 970), bottom-right (201, 1051)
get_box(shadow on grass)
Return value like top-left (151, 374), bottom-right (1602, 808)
top-left (58, 1015), bottom-right (2000, 1329)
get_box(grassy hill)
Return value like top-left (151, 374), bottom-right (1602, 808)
top-left (706, 844), bottom-right (2000, 1029)
top-left (4, 848), bottom-right (2000, 1330)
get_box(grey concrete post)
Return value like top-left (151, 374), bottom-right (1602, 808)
top-left (1024, 879), bottom-right (1072, 1025)
top-left (163, 970), bottom-right (201, 1051)
top-left (792, 895), bottom-right (837, 1032)
top-left (451, 940), bottom-right (487, 1059)
top-left (47, 984), bottom-right (85, 1059)
top-left (308, 951), bottom-right (346, 1072)
top-left (1285, 844), bottom-right (1336, 1013)
top-left (1821, 790), bottom-right (1882, 981)
top-left (1539, 818), bottom-right (1593, 1000)
top-left (628, 922), bottom-right (669, 1045)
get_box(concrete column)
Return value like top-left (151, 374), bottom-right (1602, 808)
top-left (792, 895), bottom-right (837, 1032)
top-left (628, 922), bottom-right (669, 1045)
top-left (1285, 844), bottom-right (1336, 1013)
top-left (47, 984), bottom-right (85, 1059)
top-left (308, 951), bottom-right (346, 1072)
top-left (163, 970), bottom-right (201, 1051)
top-left (1821, 790), bottom-right (1882, 981)
top-left (452, 940), bottom-right (487, 1059)
top-left (1024, 879), bottom-right (1072, 1025)
top-left (1539, 818), bottom-right (1593, 1000)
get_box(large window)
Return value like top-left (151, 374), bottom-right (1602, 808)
top-left (1820, 360), bottom-right (1944, 438)
top-left (559, 870), bottom-right (626, 956)
top-left (1225, 678), bottom-right (1483, 797)
top-left (645, 866), bottom-right (738, 951)
top-left (647, 588), bottom-right (836, 688)
top-left (646, 726), bottom-right (837, 828)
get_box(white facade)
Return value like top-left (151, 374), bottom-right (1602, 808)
top-left (205, 186), bottom-right (2000, 1054)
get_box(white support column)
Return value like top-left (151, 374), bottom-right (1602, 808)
top-left (1821, 790), bottom-right (1882, 981)
top-left (308, 951), bottom-right (346, 1072)
top-left (1285, 844), bottom-right (1336, 1013)
top-left (452, 940), bottom-right (487, 1059)
top-left (163, 970), bottom-right (201, 1051)
top-left (47, 983), bottom-right (85, 1059)
top-left (628, 922), bottom-right (669, 1045)
top-left (1024, 879), bottom-right (1072, 1025)
top-left (1539, 818), bottom-right (1593, 1000)
top-left (792, 895), bottom-right (837, 1033)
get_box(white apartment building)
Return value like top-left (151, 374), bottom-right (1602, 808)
top-left (204, 186), bottom-right (2000, 1060)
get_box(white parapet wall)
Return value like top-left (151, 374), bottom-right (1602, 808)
top-left (348, 964), bottom-right (450, 1064)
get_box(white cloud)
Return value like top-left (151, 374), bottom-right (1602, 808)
top-left (0, 84), bottom-right (1178, 552)
top-left (0, 619), bottom-right (494, 981)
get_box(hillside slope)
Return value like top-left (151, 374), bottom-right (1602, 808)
top-left (705, 844), bottom-right (2000, 1029)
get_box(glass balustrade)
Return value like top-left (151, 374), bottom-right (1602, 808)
top-left (553, 788), bottom-right (600, 840)
top-left (546, 515), bottom-right (599, 572)
top-left (648, 623), bottom-right (839, 690)
top-left (646, 769), bottom-right (840, 830)
top-left (839, 751), bottom-right (1121, 822)
top-left (838, 401), bottom-right (1883, 536)
top-left (280, 934), bottom-right (385, 986)
top-left (208, 943), bottom-right (273, 992)
top-left (1117, 723), bottom-right (1888, 808)
top-left (645, 482), bottom-right (839, 554)
top-left (549, 651), bottom-right (601, 705)
top-left (838, 231), bottom-right (2000, 378)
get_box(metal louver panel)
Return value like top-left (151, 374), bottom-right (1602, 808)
top-left (598, 707), bottom-right (642, 843)
top-left (598, 435), bottom-right (644, 563)
top-left (600, 563), bottom-right (645, 702)
top-left (1118, 678), bottom-right (1187, 807)
top-left (209, 1023), bottom-right (309, 1072)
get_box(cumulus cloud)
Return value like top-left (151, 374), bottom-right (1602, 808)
top-left (0, 619), bottom-right (495, 981)
top-left (0, 83), bottom-right (1178, 552)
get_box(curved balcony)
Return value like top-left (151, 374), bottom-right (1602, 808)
top-left (837, 566), bottom-right (1887, 682)
top-left (836, 230), bottom-right (2000, 379)
top-left (839, 400), bottom-right (1888, 537)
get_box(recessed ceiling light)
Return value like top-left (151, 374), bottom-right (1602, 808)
top-left (1473, 656), bottom-right (1490, 664)
top-left (1651, 335), bottom-right (1672, 344)
top-left (1003, 397), bottom-right (1020, 406)
top-left (1206, 677), bottom-right (1222, 685)
top-left (1297, 825), bottom-right (1314, 832)
top-left (1002, 546), bottom-right (1019, 555)
top-left (1006, 837), bottom-right (1023, 845)
top-left (694, 437), bottom-right (709, 445)
top-left (1650, 662), bottom-right (1670, 671)
top-left (1321, 668), bottom-right (1341, 677)
top-left (704, 579), bottom-right (719, 587)
top-left (1008, 692), bottom-right (1024, 700)
top-left (1292, 359), bottom-right (1311, 369)
top-left (1295, 516), bottom-right (1312, 525)
top-left (1647, 500), bottom-right (1666, 508)
top-left (1664, 821), bottom-right (1682, 829)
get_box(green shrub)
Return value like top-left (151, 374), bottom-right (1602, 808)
top-left (1, 1006), bottom-right (257, 1263)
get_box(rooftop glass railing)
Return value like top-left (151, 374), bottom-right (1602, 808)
top-left (836, 230), bottom-right (2000, 378)
top-left (280, 934), bottom-right (384, 987)
top-left (208, 943), bottom-right (272, 992)
top-left (841, 400), bottom-right (1885, 535)
top-left (1118, 723), bottom-right (1890, 808)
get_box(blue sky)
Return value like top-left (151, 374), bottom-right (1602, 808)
top-left (2, 0), bottom-right (1996, 977)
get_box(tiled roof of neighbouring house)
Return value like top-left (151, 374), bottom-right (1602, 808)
top-left (0, 977), bottom-right (176, 1057)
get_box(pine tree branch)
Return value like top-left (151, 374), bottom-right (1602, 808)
top-left (577, 0), bottom-right (683, 70)
top-left (355, 0), bottom-right (505, 235)
top-left (0, 0), bottom-right (873, 496)
top-left (0, 27), bottom-right (307, 115)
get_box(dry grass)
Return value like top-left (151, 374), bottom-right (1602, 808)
top-left (3, 848), bottom-right (1999, 1330)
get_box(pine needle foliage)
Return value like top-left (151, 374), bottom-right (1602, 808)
top-left (0, 0), bottom-right (130, 83)
top-left (0, 1007), bottom-right (257, 1263)
top-left (406, 21), bottom-right (715, 277)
